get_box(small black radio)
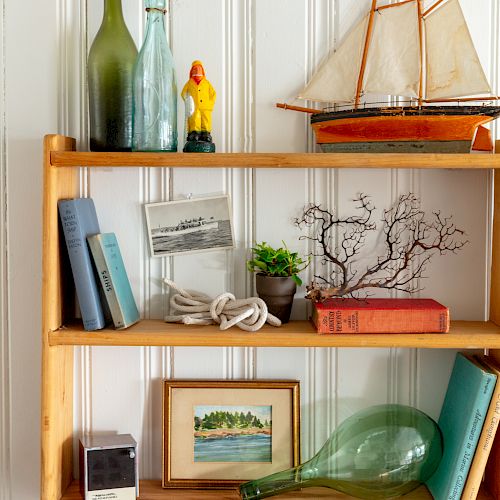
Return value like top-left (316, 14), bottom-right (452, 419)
top-left (79, 434), bottom-right (138, 500)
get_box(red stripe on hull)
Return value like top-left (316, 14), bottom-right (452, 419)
top-left (312, 115), bottom-right (494, 144)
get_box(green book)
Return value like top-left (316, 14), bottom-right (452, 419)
top-left (426, 352), bottom-right (497, 500)
top-left (87, 232), bottom-right (139, 329)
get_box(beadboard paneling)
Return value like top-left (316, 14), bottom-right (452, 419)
top-left (5, 0), bottom-right (59, 497)
top-left (0, 0), bottom-right (10, 497)
top-left (66, 0), bottom-right (500, 480)
top-left (2, 1), bottom-right (500, 497)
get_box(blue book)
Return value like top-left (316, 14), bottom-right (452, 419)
top-left (58, 198), bottom-right (105, 331)
top-left (426, 352), bottom-right (497, 500)
top-left (87, 233), bottom-right (140, 329)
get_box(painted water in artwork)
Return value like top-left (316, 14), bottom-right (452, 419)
top-left (194, 405), bottom-right (272, 462)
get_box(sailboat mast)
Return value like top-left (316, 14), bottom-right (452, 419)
top-left (417, 0), bottom-right (424, 104)
top-left (354, 0), bottom-right (377, 109)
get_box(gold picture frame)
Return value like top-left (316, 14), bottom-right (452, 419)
top-left (162, 380), bottom-right (300, 489)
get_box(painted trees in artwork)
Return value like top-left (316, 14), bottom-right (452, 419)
top-left (194, 410), bottom-right (267, 430)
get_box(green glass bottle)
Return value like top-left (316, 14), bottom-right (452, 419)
top-left (88, 0), bottom-right (138, 151)
top-left (240, 404), bottom-right (443, 500)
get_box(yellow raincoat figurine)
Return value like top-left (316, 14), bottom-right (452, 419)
top-left (181, 60), bottom-right (216, 152)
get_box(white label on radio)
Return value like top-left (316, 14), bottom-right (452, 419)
top-left (88, 487), bottom-right (136, 500)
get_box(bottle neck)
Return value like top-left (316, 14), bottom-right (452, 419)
top-left (144, 8), bottom-right (167, 35)
top-left (103, 0), bottom-right (125, 24)
top-left (240, 464), bottom-right (321, 500)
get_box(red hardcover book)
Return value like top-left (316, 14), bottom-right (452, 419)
top-left (484, 431), bottom-right (500, 499)
top-left (311, 298), bottom-right (449, 334)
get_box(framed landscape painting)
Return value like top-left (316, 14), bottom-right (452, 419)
top-left (162, 380), bottom-right (300, 489)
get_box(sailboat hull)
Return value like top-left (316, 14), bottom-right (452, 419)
top-left (318, 140), bottom-right (472, 153)
top-left (311, 106), bottom-right (500, 153)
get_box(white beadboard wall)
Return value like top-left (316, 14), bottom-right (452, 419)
top-left (1, 0), bottom-right (500, 498)
top-left (0, 0), bottom-right (9, 498)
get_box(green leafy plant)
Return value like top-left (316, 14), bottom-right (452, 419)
top-left (247, 241), bottom-right (310, 286)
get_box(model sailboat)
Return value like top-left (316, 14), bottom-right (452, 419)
top-left (278, 0), bottom-right (500, 153)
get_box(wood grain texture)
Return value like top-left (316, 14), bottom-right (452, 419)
top-left (60, 480), bottom-right (445, 500)
top-left (48, 320), bottom-right (500, 349)
top-left (60, 480), bottom-right (496, 499)
top-left (51, 150), bottom-right (500, 169)
top-left (43, 134), bottom-right (78, 332)
top-left (489, 146), bottom-right (500, 326)
top-left (41, 135), bottom-right (78, 500)
top-left (488, 143), bottom-right (500, 397)
top-left (313, 115), bottom-right (492, 144)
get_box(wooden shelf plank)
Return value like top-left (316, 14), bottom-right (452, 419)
top-left (61, 480), bottom-right (495, 499)
top-left (50, 151), bottom-right (500, 169)
top-left (49, 320), bottom-right (500, 349)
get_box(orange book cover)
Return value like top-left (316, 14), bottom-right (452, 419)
top-left (311, 298), bottom-right (449, 334)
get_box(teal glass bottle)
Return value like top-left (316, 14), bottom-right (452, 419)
top-left (240, 404), bottom-right (443, 500)
top-left (132, 0), bottom-right (177, 152)
top-left (88, 0), bottom-right (138, 151)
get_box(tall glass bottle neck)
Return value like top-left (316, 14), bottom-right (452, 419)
top-left (144, 9), bottom-right (167, 35)
top-left (103, 0), bottom-right (125, 24)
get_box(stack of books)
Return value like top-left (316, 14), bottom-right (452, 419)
top-left (58, 197), bottom-right (140, 331)
top-left (425, 352), bottom-right (500, 500)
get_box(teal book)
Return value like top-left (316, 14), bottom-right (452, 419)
top-left (426, 352), bottom-right (497, 500)
top-left (58, 198), bottom-right (105, 331)
top-left (87, 233), bottom-right (139, 329)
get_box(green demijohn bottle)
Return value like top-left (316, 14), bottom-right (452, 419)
top-left (240, 404), bottom-right (443, 500)
top-left (132, 0), bottom-right (177, 152)
top-left (88, 0), bottom-right (138, 151)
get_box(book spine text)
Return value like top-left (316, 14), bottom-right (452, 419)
top-left (88, 233), bottom-right (139, 329)
top-left (59, 200), bottom-right (105, 331)
top-left (313, 307), bottom-right (448, 334)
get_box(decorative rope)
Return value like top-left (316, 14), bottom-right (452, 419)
top-left (163, 279), bottom-right (282, 331)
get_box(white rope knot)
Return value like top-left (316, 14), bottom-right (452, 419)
top-left (163, 279), bottom-right (281, 331)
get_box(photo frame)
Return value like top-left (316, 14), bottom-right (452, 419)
top-left (162, 380), bottom-right (300, 489)
top-left (144, 195), bottom-right (234, 257)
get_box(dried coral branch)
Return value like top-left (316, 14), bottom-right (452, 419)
top-left (296, 193), bottom-right (468, 301)
top-left (295, 193), bottom-right (376, 299)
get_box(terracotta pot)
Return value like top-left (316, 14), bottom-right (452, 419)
top-left (255, 274), bottom-right (297, 324)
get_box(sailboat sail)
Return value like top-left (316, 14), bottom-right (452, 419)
top-left (363, 1), bottom-right (420, 98)
top-left (424, 0), bottom-right (491, 100)
top-left (298, 15), bottom-right (368, 103)
top-left (281, 0), bottom-right (500, 154)
top-left (298, 0), bottom-right (492, 104)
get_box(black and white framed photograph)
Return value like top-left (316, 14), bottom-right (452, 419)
top-left (145, 195), bottom-right (234, 257)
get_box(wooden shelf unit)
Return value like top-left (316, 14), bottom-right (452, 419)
top-left (60, 480), bottom-right (451, 499)
top-left (49, 319), bottom-right (500, 349)
top-left (52, 148), bottom-right (500, 169)
top-left (60, 480), bottom-right (496, 499)
top-left (42, 134), bottom-right (500, 499)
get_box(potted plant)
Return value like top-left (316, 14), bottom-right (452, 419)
top-left (247, 241), bottom-right (310, 323)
